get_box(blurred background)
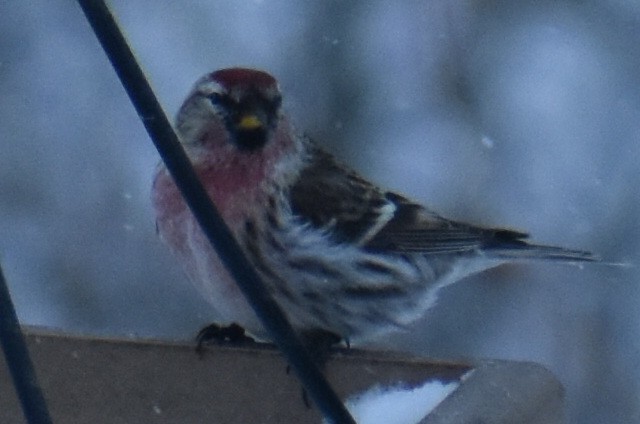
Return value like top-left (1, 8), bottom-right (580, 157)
top-left (1, 1), bottom-right (638, 422)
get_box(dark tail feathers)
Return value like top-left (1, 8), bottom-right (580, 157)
top-left (483, 229), bottom-right (598, 262)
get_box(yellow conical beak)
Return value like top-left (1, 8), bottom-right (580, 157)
top-left (237, 114), bottom-right (263, 130)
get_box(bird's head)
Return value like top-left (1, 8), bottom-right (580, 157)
top-left (176, 68), bottom-right (284, 152)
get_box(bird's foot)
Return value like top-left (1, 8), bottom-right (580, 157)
top-left (195, 323), bottom-right (256, 355)
top-left (298, 329), bottom-right (343, 369)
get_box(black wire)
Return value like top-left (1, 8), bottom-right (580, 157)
top-left (75, 1), bottom-right (356, 423)
top-left (0, 265), bottom-right (53, 424)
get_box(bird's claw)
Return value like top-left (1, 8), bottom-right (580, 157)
top-left (195, 323), bottom-right (256, 355)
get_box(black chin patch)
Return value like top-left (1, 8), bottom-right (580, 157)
top-left (233, 128), bottom-right (269, 151)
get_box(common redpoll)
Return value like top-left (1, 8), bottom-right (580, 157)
top-left (152, 67), bottom-right (595, 346)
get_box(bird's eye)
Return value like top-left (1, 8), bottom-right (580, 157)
top-left (207, 92), bottom-right (225, 105)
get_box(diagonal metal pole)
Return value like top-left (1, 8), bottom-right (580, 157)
top-left (0, 265), bottom-right (53, 424)
top-left (76, 1), bottom-right (356, 423)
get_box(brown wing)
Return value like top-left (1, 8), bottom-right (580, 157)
top-left (289, 144), bottom-right (530, 255)
top-left (290, 144), bottom-right (597, 261)
top-left (364, 191), bottom-right (530, 254)
top-left (289, 145), bottom-right (393, 244)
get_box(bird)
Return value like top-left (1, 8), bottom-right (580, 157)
top-left (152, 67), bottom-right (596, 349)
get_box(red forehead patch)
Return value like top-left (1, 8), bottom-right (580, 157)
top-left (210, 68), bottom-right (277, 90)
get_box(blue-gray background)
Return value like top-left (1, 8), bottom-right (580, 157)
top-left (2, 1), bottom-right (638, 423)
